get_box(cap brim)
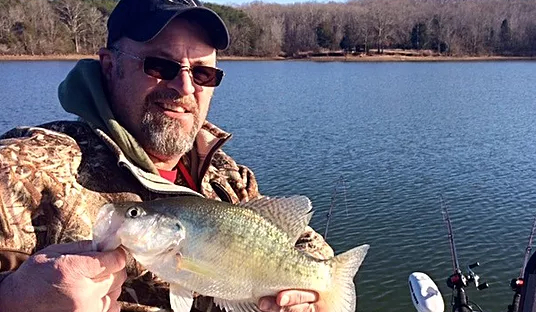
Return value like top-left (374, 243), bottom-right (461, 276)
top-left (126, 7), bottom-right (229, 50)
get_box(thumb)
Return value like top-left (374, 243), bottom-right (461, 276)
top-left (81, 248), bottom-right (127, 278)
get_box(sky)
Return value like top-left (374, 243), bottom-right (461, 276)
top-left (208, 0), bottom-right (347, 6)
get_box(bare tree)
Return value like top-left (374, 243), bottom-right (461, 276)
top-left (243, 3), bottom-right (284, 56)
top-left (338, 5), bottom-right (365, 53)
top-left (0, 3), bottom-right (15, 53)
top-left (281, 3), bottom-right (319, 55)
top-left (55, 0), bottom-right (89, 53)
top-left (366, 0), bottom-right (397, 53)
top-left (82, 6), bottom-right (107, 54)
top-left (19, 0), bottom-right (65, 54)
top-left (425, 1), bottom-right (457, 54)
top-left (6, 4), bottom-right (28, 54)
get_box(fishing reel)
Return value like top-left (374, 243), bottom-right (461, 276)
top-left (447, 262), bottom-right (490, 291)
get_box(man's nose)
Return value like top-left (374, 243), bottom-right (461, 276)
top-left (166, 66), bottom-right (198, 96)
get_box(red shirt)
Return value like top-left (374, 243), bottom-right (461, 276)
top-left (157, 168), bottom-right (178, 183)
top-left (157, 162), bottom-right (198, 192)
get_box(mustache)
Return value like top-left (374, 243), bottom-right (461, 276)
top-left (146, 89), bottom-right (197, 110)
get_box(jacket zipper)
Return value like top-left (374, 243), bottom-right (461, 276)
top-left (197, 135), bottom-right (231, 191)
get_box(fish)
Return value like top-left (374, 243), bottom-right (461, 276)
top-left (92, 195), bottom-right (369, 312)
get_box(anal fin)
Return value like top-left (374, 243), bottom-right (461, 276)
top-left (213, 298), bottom-right (262, 312)
top-left (170, 284), bottom-right (194, 312)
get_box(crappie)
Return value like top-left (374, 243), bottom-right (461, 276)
top-left (92, 195), bottom-right (369, 312)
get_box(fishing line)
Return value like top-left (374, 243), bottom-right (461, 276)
top-left (324, 175), bottom-right (348, 240)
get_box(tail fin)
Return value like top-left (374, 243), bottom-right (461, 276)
top-left (321, 244), bottom-right (369, 312)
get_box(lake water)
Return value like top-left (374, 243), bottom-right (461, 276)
top-left (1, 60), bottom-right (536, 312)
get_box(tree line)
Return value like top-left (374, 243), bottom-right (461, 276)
top-left (1, 0), bottom-right (535, 57)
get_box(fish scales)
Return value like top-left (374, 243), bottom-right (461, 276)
top-left (164, 200), bottom-right (330, 296)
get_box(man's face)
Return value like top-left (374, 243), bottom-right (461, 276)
top-left (104, 18), bottom-right (217, 160)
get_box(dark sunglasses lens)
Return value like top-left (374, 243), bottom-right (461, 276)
top-left (144, 57), bottom-right (223, 87)
top-left (144, 57), bottom-right (179, 80)
top-left (192, 66), bottom-right (224, 87)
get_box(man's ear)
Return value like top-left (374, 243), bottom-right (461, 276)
top-left (98, 47), bottom-right (114, 81)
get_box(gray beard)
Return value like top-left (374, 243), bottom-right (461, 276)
top-left (139, 109), bottom-right (199, 158)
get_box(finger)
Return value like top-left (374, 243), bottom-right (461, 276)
top-left (93, 264), bottom-right (127, 285)
top-left (108, 287), bottom-right (123, 301)
top-left (107, 300), bottom-right (121, 312)
top-left (277, 290), bottom-right (318, 306)
top-left (40, 240), bottom-right (95, 255)
top-left (106, 269), bottom-right (127, 300)
top-left (111, 268), bottom-right (128, 288)
top-left (90, 269), bottom-right (127, 299)
top-left (258, 296), bottom-right (280, 312)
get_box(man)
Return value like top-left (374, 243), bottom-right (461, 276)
top-left (0, 0), bottom-right (334, 311)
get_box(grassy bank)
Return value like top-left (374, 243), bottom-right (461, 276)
top-left (0, 54), bottom-right (535, 62)
top-left (0, 54), bottom-right (98, 61)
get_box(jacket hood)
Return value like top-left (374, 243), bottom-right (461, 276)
top-left (58, 59), bottom-right (158, 174)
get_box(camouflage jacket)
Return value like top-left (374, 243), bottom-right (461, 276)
top-left (0, 120), bottom-right (333, 312)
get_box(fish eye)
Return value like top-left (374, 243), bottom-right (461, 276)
top-left (126, 206), bottom-right (144, 218)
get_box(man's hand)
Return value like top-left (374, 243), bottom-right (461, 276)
top-left (0, 240), bottom-right (127, 312)
top-left (259, 289), bottom-right (329, 312)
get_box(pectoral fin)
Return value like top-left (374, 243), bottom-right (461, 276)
top-left (178, 256), bottom-right (221, 279)
top-left (213, 297), bottom-right (262, 312)
top-left (169, 284), bottom-right (194, 312)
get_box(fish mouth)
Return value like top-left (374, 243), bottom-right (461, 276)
top-left (92, 203), bottom-right (123, 251)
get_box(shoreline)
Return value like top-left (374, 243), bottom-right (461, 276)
top-left (0, 54), bottom-right (535, 62)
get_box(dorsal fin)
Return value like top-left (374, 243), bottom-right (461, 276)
top-left (240, 195), bottom-right (313, 243)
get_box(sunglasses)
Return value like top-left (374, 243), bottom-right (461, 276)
top-left (112, 48), bottom-right (224, 87)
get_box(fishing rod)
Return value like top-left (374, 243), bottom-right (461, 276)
top-left (324, 176), bottom-right (348, 240)
top-left (507, 215), bottom-right (536, 312)
top-left (441, 195), bottom-right (489, 312)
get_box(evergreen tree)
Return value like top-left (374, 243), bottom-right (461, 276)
top-left (410, 22), bottom-right (427, 50)
top-left (315, 22), bottom-right (334, 49)
top-left (498, 18), bottom-right (511, 53)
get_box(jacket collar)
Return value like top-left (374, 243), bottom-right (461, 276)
top-left (92, 121), bottom-right (232, 197)
top-left (93, 127), bottom-right (201, 196)
top-left (195, 121), bottom-right (232, 177)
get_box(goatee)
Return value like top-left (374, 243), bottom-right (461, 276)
top-left (139, 90), bottom-right (199, 158)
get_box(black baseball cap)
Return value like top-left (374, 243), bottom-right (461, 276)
top-left (107, 0), bottom-right (230, 50)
